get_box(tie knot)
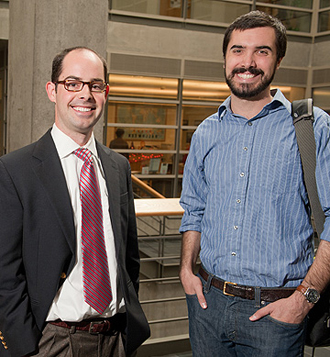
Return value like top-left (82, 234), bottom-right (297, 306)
top-left (74, 148), bottom-right (92, 164)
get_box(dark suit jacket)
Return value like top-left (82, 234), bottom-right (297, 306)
top-left (0, 130), bottom-right (150, 356)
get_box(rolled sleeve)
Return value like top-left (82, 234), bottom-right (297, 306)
top-left (314, 107), bottom-right (330, 242)
top-left (179, 130), bottom-right (208, 233)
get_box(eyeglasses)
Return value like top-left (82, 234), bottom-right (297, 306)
top-left (56, 79), bottom-right (107, 93)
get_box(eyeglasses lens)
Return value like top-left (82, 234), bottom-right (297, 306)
top-left (64, 80), bottom-right (105, 92)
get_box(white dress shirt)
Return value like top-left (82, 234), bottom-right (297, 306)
top-left (46, 124), bottom-right (125, 322)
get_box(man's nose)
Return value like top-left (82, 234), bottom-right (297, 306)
top-left (241, 52), bottom-right (257, 68)
top-left (79, 82), bottom-right (93, 98)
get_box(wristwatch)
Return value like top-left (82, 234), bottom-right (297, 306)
top-left (296, 284), bottom-right (320, 304)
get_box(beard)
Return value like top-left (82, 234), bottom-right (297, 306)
top-left (225, 66), bottom-right (276, 99)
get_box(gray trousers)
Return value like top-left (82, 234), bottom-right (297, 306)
top-left (32, 322), bottom-right (128, 357)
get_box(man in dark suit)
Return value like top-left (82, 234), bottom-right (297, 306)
top-left (0, 47), bottom-right (150, 356)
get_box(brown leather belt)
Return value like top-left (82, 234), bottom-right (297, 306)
top-left (49, 314), bottom-right (126, 335)
top-left (199, 267), bottom-right (295, 302)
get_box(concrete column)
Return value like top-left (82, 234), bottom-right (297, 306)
top-left (8, 0), bottom-right (108, 152)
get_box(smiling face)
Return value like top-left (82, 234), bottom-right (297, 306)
top-left (224, 27), bottom-right (281, 100)
top-left (46, 48), bottom-right (109, 144)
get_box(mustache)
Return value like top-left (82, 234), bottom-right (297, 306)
top-left (231, 67), bottom-right (264, 76)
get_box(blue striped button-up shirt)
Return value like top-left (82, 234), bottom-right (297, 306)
top-left (179, 89), bottom-right (330, 288)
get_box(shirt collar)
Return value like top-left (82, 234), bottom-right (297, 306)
top-left (269, 88), bottom-right (292, 113)
top-left (51, 123), bottom-right (98, 159)
top-left (217, 89), bottom-right (291, 121)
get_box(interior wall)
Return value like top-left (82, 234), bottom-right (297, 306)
top-left (7, 0), bottom-right (108, 152)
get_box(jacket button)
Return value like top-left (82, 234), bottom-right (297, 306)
top-left (60, 272), bottom-right (67, 279)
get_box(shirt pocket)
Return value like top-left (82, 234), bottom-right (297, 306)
top-left (251, 138), bottom-right (303, 196)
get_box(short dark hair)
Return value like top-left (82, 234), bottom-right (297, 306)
top-left (116, 128), bottom-right (125, 138)
top-left (51, 46), bottom-right (108, 84)
top-left (223, 11), bottom-right (287, 63)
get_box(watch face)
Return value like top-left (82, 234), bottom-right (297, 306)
top-left (306, 288), bottom-right (320, 303)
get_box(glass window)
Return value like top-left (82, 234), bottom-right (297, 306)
top-left (133, 177), bottom-right (177, 198)
top-left (109, 74), bottom-right (178, 100)
top-left (183, 79), bottom-right (230, 102)
top-left (177, 178), bottom-right (183, 197)
top-left (159, 0), bottom-right (185, 17)
top-left (107, 74), bottom-right (179, 197)
top-left (107, 103), bottom-right (177, 148)
top-left (129, 152), bottom-right (176, 175)
top-left (111, 0), bottom-right (185, 18)
top-left (313, 87), bottom-right (330, 110)
top-left (320, 0), bottom-right (330, 9)
top-left (190, 0), bottom-right (250, 23)
top-left (257, 0), bottom-right (312, 9)
top-left (318, 11), bottom-right (330, 32)
top-left (107, 101), bottom-right (177, 175)
top-left (111, 0), bottom-right (159, 15)
top-left (179, 105), bottom-right (217, 176)
top-left (180, 128), bottom-right (194, 150)
top-left (178, 153), bottom-right (187, 176)
top-left (273, 86), bottom-right (305, 102)
top-left (182, 105), bottom-right (217, 127)
top-left (181, 105), bottom-right (218, 150)
top-left (257, 7), bottom-right (311, 32)
top-left (107, 101), bottom-right (177, 126)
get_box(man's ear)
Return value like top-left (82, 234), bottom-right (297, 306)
top-left (46, 81), bottom-right (56, 103)
top-left (276, 57), bottom-right (283, 70)
top-left (105, 84), bottom-right (110, 98)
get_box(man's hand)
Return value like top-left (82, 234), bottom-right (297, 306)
top-left (180, 268), bottom-right (207, 309)
top-left (249, 290), bottom-right (313, 324)
top-left (180, 230), bottom-right (207, 309)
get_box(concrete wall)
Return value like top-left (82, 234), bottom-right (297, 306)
top-left (107, 21), bottom-right (312, 74)
top-left (7, 0), bottom-right (108, 152)
top-left (313, 37), bottom-right (330, 68)
top-left (284, 38), bottom-right (312, 69)
top-left (108, 21), bottom-right (223, 62)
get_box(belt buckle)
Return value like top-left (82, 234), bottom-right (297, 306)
top-left (223, 281), bottom-right (237, 296)
top-left (89, 321), bottom-right (101, 335)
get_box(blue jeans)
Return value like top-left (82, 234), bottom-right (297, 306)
top-left (186, 273), bottom-right (307, 357)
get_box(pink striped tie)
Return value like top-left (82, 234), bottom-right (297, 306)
top-left (74, 148), bottom-right (112, 314)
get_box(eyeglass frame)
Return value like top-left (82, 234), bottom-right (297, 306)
top-left (55, 78), bottom-right (108, 93)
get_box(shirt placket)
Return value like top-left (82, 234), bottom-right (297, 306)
top-left (229, 119), bottom-right (256, 276)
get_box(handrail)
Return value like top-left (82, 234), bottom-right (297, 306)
top-left (131, 174), bottom-right (166, 199)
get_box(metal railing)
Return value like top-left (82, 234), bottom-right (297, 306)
top-left (132, 174), bottom-right (165, 199)
top-left (133, 176), bottom-right (190, 355)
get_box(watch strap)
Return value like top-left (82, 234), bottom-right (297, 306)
top-left (296, 284), bottom-right (308, 296)
top-left (296, 284), bottom-right (320, 303)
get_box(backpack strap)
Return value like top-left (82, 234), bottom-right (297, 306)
top-left (292, 99), bottom-right (325, 237)
top-left (292, 98), bottom-right (313, 125)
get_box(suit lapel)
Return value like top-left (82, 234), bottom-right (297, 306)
top-left (97, 142), bottom-right (122, 256)
top-left (32, 130), bottom-right (76, 254)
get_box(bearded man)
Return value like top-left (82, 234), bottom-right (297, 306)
top-left (179, 11), bottom-right (330, 357)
